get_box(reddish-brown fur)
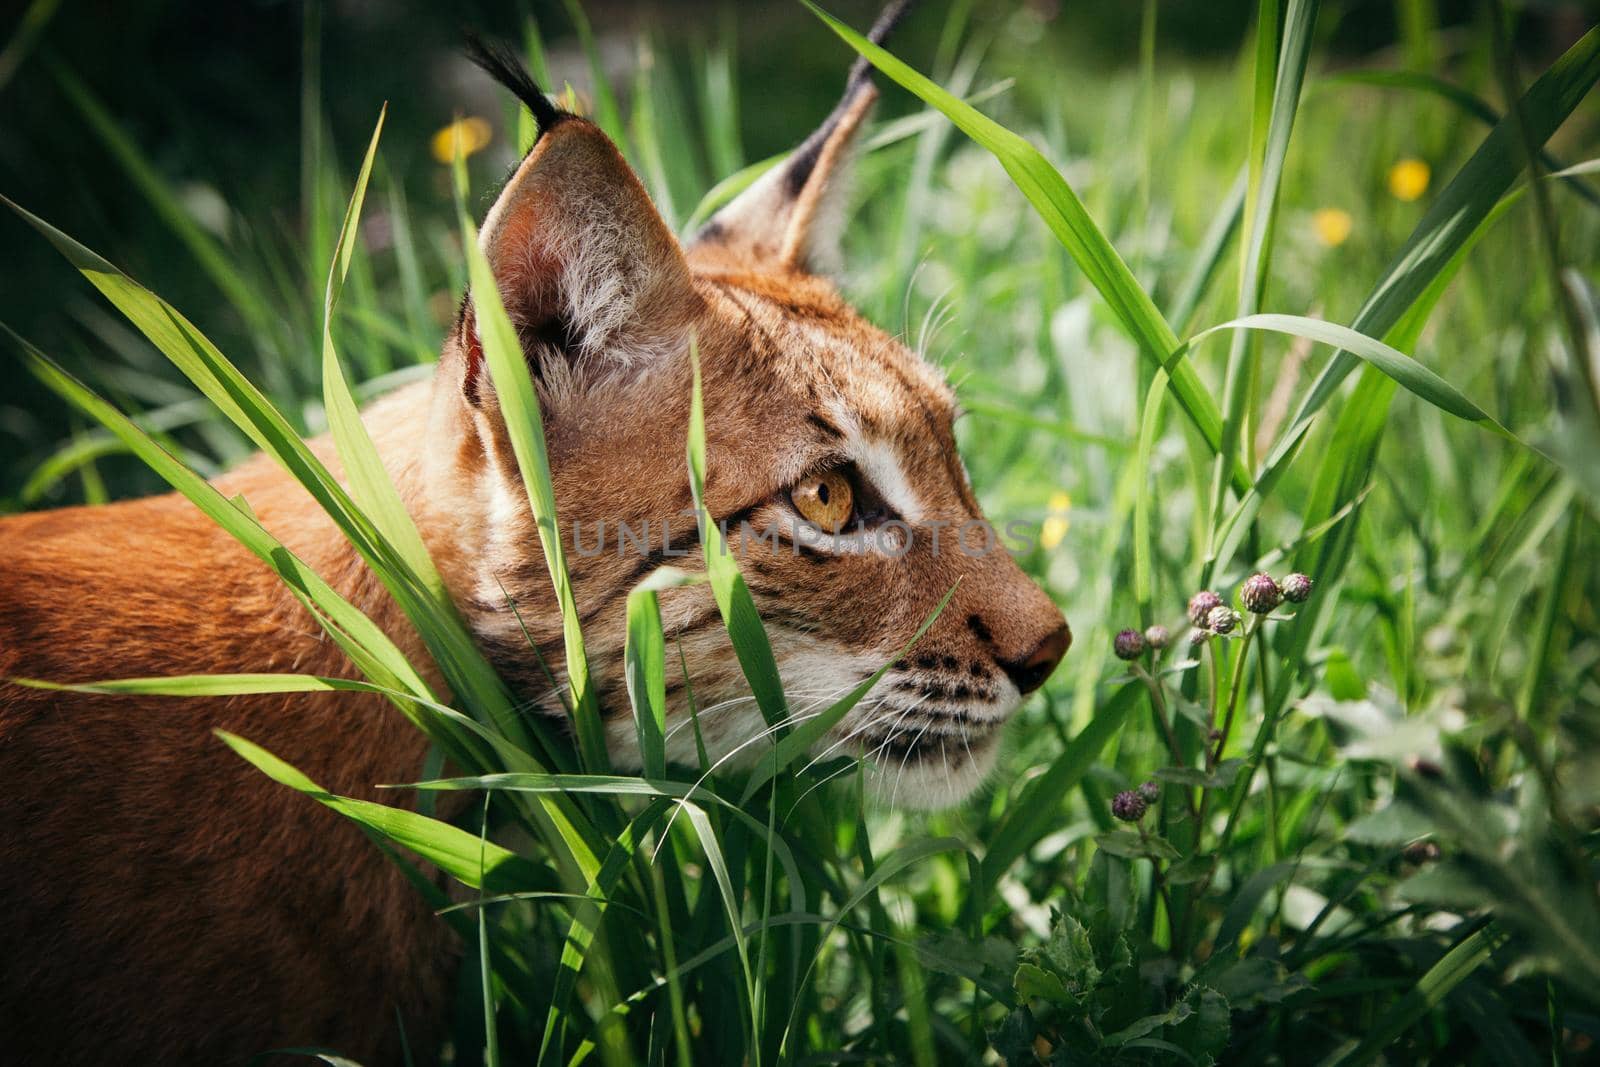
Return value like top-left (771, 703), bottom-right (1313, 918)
top-left (0, 51), bottom-right (1068, 1063)
top-left (0, 444), bottom-right (456, 1063)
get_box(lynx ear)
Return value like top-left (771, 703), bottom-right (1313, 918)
top-left (460, 36), bottom-right (698, 396)
top-left (687, 0), bottom-right (912, 275)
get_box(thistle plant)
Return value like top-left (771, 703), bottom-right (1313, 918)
top-left (1187, 590), bottom-right (1224, 627)
top-left (1281, 572), bottom-right (1314, 603)
top-left (1240, 573), bottom-right (1281, 614)
top-left (1111, 789), bottom-right (1148, 823)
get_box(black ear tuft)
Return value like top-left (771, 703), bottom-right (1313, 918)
top-left (463, 30), bottom-right (567, 139)
top-left (786, 0), bottom-right (915, 197)
top-left (846, 0), bottom-right (916, 90)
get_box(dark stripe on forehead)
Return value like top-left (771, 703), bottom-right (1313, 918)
top-left (807, 412), bottom-right (844, 438)
top-left (707, 279), bottom-right (786, 373)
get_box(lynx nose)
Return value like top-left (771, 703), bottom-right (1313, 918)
top-left (1001, 622), bottom-right (1071, 696)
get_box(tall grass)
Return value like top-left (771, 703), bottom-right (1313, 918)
top-left (5, 2), bottom-right (1600, 1063)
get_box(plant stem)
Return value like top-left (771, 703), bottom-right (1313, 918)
top-left (1210, 618), bottom-right (1258, 768)
top-left (1194, 619), bottom-right (1258, 842)
top-left (1135, 664), bottom-right (1186, 767)
top-left (1134, 664), bottom-right (1200, 820)
top-left (1138, 821), bottom-right (1178, 950)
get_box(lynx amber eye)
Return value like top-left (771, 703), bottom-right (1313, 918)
top-left (791, 470), bottom-right (854, 532)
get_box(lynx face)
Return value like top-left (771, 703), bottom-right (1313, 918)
top-left (424, 37), bottom-right (1068, 807)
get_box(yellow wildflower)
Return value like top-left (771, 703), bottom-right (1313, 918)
top-left (1311, 208), bottom-right (1352, 247)
top-left (430, 116), bottom-right (493, 165)
top-left (1040, 491), bottom-right (1071, 550)
top-left (1387, 158), bottom-right (1430, 202)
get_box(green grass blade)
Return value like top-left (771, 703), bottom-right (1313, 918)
top-left (535, 803), bottom-right (671, 1067)
top-left (1133, 371), bottom-right (1169, 619)
top-left (1271, 27), bottom-right (1600, 462)
top-left (0, 0), bottom-right (62, 91)
top-left (681, 799), bottom-right (761, 1061)
top-left (978, 682), bottom-right (1140, 896)
top-left (1165, 168), bottom-right (1245, 334)
top-left (685, 345), bottom-right (787, 729)
top-left (7, 671), bottom-right (539, 773)
top-left (699, 27), bottom-right (743, 179)
top-left (1191, 314), bottom-right (1508, 430)
top-left (1322, 922), bottom-right (1507, 1067)
top-left (218, 730), bottom-right (554, 894)
top-left (10, 336), bottom-right (435, 700)
top-left (1209, 0), bottom-right (1317, 534)
top-left (807, 1), bottom-right (1247, 492)
top-left (737, 584), bottom-right (957, 805)
top-left (452, 150), bottom-right (605, 773)
top-left (560, 0), bottom-right (629, 155)
top-left (319, 107), bottom-right (448, 600)
top-left (408, 773), bottom-right (806, 903)
top-left (778, 837), bottom-right (969, 1057)
top-left (625, 586), bottom-right (671, 781)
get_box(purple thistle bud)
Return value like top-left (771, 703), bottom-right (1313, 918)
top-left (1137, 780), bottom-right (1160, 803)
top-left (1241, 573), bottom-right (1282, 615)
top-left (1206, 605), bottom-right (1238, 634)
top-left (1188, 591), bottom-right (1224, 628)
top-left (1402, 840), bottom-right (1441, 864)
top-left (1111, 789), bottom-right (1148, 823)
top-left (1408, 756), bottom-right (1443, 780)
top-left (1281, 573), bottom-right (1314, 603)
top-left (1113, 628), bottom-right (1146, 661)
top-left (1188, 627), bottom-right (1211, 649)
top-left (1143, 624), bottom-right (1170, 650)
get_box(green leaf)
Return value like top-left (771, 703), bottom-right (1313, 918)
top-left (1207, 0), bottom-right (1318, 537)
top-left (318, 107), bottom-right (449, 604)
top-left (1094, 830), bottom-right (1181, 861)
top-left (1038, 913), bottom-right (1102, 997)
top-left (1155, 759), bottom-right (1244, 789)
top-left (1172, 986), bottom-right (1231, 1061)
top-left (1165, 856), bottom-right (1215, 886)
top-left (1013, 962), bottom-right (1074, 1006)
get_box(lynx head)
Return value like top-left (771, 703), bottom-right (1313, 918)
top-left (422, 8), bottom-right (1068, 807)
